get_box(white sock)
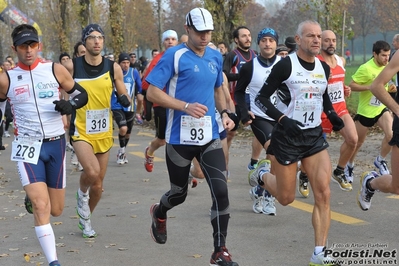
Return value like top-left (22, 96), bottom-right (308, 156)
top-left (347, 162), bottom-right (354, 168)
top-left (314, 246), bottom-right (325, 255)
top-left (35, 224), bottom-right (58, 264)
top-left (78, 188), bottom-right (89, 196)
top-left (377, 155), bottom-right (385, 162)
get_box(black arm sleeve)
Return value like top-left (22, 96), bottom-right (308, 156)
top-left (235, 61), bottom-right (253, 123)
top-left (255, 58), bottom-right (292, 120)
top-left (67, 82), bottom-right (88, 109)
top-left (223, 52), bottom-right (239, 82)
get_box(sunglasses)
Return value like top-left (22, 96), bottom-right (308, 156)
top-left (18, 42), bottom-right (39, 50)
top-left (86, 35), bottom-right (104, 41)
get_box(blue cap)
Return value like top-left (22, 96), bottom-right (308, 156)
top-left (257, 28), bottom-right (278, 44)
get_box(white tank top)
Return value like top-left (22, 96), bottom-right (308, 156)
top-left (248, 56), bottom-right (281, 120)
top-left (277, 53), bottom-right (328, 129)
top-left (7, 61), bottom-right (64, 139)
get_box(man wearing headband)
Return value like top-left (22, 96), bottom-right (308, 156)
top-left (0, 24), bottom-right (88, 266)
top-left (145, 8), bottom-right (238, 266)
top-left (63, 23), bottom-right (130, 239)
top-left (252, 20), bottom-right (344, 265)
top-left (141, 29), bottom-right (179, 173)
top-left (235, 27), bottom-right (280, 216)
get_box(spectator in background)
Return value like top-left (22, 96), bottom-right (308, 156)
top-left (179, 34), bottom-right (188, 43)
top-left (345, 48), bottom-right (351, 63)
top-left (139, 56), bottom-right (148, 75)
top-left (0, 60), bottom-right (11, 73)
top-left (129, 52), bottom-right (141, 71)
top-left (151, 49), bottom-right (159, 60)
top-left (284, 36), bottom-right (296, 54)
top-left (217, 41), bottom-right (229, 58)
top-left (390, 34), bottom-right (399, 58)
top-left (73, 41), bottom-right (86, 58)
top-left (6, 55), bottom-right (15, 68)
top-left (59, 52), bottom-right (70, 65)
top-left (276, 44), bottom-right (289, 58)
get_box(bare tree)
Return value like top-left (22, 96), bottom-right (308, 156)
top-left (349, 0), bottom-right (377, 62)
top-left (203, 0), bottom-right (251, 46)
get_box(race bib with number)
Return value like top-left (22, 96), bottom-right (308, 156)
top-left (328, 82), bottom-right (344, 103)
top-left (86, 108), bottom-right (110, 134)
top-left (270, 91), bottom-right (278, 107)
top-left (180, 115), bottom-right (212, 145)
top-left (369, 95), bottom-right (381, 107)
top-left (293, 100), bottom-right (322, 128)
top-left (11, 137), bottom-right (42, 165)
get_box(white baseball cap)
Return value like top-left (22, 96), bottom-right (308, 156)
top-left (162, 30), bottom-right (178, 42)
top-left (185, 8), bottom-right (214, 32)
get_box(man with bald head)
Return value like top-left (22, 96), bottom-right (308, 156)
top-left (251, 20), bottom-right (344, 265)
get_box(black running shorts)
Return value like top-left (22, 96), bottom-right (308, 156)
top-left (267, 124), bottom-right (329, 165)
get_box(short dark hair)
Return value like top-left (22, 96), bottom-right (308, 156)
top-left (373, 40), bottom-right (391, 55)
top-left (232, 26), bottom-right (250, 40)
top-left (217, 41), bottom-right (229, 49)
top-left (73, 41), bottom-right (84, 58)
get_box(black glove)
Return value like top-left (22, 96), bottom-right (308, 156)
top-left (118, 94), bottom-right (130, 107)
top-left (228, 112), bottom-right (239, 131)
top-left (327, 110), bottom-right (344, 131)
top-left (53, 100), bottom-right (73, 115)
top-left (279, 116), bottom-right (304, 137)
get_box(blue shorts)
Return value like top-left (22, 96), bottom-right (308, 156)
top-left (18, 137), bottom-right (66, 189)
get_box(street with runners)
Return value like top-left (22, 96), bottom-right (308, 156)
top-left (0, 126), bottom-right (398, 265)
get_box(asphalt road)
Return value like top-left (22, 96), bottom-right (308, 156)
top-left (0, 126), bottom-right (398, 266)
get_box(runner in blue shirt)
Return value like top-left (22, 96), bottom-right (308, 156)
top-left (145, 7), bottom-right (238, 266)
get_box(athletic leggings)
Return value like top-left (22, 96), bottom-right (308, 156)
top-left (156, 139), bottom-right (230, 248)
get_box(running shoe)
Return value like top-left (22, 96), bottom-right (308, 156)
top-left (70, 151), bottom-right (78, 166)
top-left (297, 171), bottom-right (310, 198)
top-left (344, 164), bottom-right (354, 183)
top-left (49, 260), bottom-right (61, 266)
top-left (116, 152), bottom-right (126, 165)
top-left (77, 162), bottom-right (83, 172)
top-left (247, 161), bottom-right (258, 171)
top-left (188, 173), bottom-right (198, 188)
top-left (262, 195), bottom-right (276, 216)
top-left (76, 191), bottom-right (91, 220)
top-left (135, 113), bottom-right (143, 125)
top-left (78, 217), bottom-right (97, 238)
top-left (210, 246), bottom-right (239, 266)
top-left (0, 145), bottom-right (5, 150)
top-left (144, 146), bottom-right (154, 172)
top-left (3, 131), bottom-right (10, 138)
top-left (66, 143), bottom-right (74, 152)
top-left (248, 159), bottom-right (270, 187)
top-left (357, 171), bottom-right (378, 211)
top-left (332, 170), bottom-right (352, 191)
top-left (24, 195), bottom-right (33, 214)
top-left (374, 157), bottom-right (390, 175)
top-left (150, 203), bottom-right (167, 244)
top-left (309, 248), bottom-right (337, 266)
top-left (249, 187), bottom-right (263, 214)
